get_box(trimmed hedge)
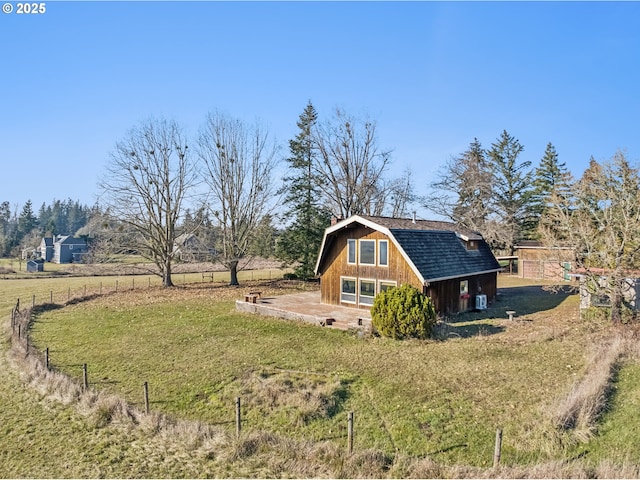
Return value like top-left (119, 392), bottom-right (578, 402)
top-left (371, 284), bottom-right (436, 339)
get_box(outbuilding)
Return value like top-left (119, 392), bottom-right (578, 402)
top-left (26, 258), bottom-right (45, 272)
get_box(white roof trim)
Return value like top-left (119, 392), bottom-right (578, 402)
top-left (315, 215), bottom-right (498, 284)
top-left (314, 215), bottom-right (425, 284)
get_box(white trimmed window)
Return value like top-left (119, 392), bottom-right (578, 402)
top-left (379, 280), bottom-right (397, 293)
top-left (378, 240), bottom-right (388, 266)
top-left (359, 239), bottom-right (376, 265)
top-left (359, 279), bottom-right (376, 306)
top-left (341, 277), bottom-right (357, 303)
top-left (347, 239), bottom-right (356, 264)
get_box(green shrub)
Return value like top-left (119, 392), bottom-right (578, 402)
top-left (371, 284), bottom-right (436, 339)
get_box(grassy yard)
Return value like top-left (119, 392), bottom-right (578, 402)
top-left (3, 273), bottom-right (639, 477)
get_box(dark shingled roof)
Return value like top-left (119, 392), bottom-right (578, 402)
top-left (316, 215), bottom-right (501, 282)
top-left (358, 215), bottom-right (482, 239)
top-left (390, 229), bottom-right (500, 282)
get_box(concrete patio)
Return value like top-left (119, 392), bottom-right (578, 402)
top-left (235, 290), bottom-right (371, 332)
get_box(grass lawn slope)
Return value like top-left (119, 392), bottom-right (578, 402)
top-left (3, 274), bottom-right (640, 477)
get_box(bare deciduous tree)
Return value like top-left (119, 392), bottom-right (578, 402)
top-left (98, 118), bottom-right (198, 287)
top-left (540, 151), bottom-right (640, 323)
top-left (313, 109), bottom-right (392, 218)
top-left (197, 112), bottom-right (278, 285)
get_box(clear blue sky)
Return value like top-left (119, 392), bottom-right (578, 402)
top-left (2, 1), bottom-right (639, 217)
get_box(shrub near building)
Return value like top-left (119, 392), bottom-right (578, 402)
top-left (371, 284), bottom-right (436, 339)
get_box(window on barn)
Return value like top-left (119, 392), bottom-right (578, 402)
top-left (466, 240), bottom-right (478, 250)
top-left (379, 240), bottom-right (388, 266)
top-left (359, 239), bottom-right (376, 265)
top-left (379, 280), bottom-right (397, 293)
top-left (359, 279), bottom-right (376, 305)
top-left (341, 277), bottom-right (356, 303)
top-left (347, 239), bottom-right (356, 264)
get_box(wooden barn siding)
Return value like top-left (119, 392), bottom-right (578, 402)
top-left (319, 225), bottom-right (497, 314)
top-left (425, 272), bottom-right (497, 314)
top-left (319, 225), bottom-right (422, 307)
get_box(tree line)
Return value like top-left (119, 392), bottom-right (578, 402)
top-left (5, 102), bottom-right (640, 325)
top-left (96, 105), bottom-right (417, 287)
top-left (425, 131), bottom-right (571, 256)
top-left (0, 199), bottom-right (96, 257)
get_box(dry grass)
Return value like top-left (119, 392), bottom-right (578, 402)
top-left (7, 321), bottom-right (640, 478)
top-left (5, 275), bottom-right (640, 477)
top-left (553, 337), bottom-right (623, 438)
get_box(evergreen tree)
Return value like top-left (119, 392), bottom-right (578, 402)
top-left (451, 138), bottom-right (494, 232)
top-left (529, 142), bottom-right (571, 237)
top-left (486, 130), bottom-right (532, 254)
top-left (426, 139), bottom-right (495, 238)
top-left (277, 102), bottom-right (331, 279)
top-left (17, 200), bottom-right (37, 240)
top-left (0, 201), bottom-right (13, 256)
top-left (249, 214), bottom-right (278, 258)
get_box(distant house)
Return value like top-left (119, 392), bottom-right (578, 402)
top-left (173, 233), bottom-right (216, 262)
top-left (314, 215), bottom-right (502, 314)
top-left (39, 237), bottom-right (54, 262)
top-left (514, 241), bottom-right (573, 281)
top-left (39, 235), bottom-right (89, 264)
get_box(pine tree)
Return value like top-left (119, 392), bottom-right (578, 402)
top-left (486, 130), bottom-right (532, 254)
top-left (451, 138), bottom-right (494, 232)
top-left (528, 142), bottom-right (571, 237)
top-left (17, 200), bottom-right (37, 240)
top-left (277, 102), bottom-right (331, 280)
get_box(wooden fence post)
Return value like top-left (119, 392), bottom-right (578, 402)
top-left (83, 363), bottom-right (88, 391)
top-left (45, 347), bottom-right (49, 370)
top-left (235, 397), bottom-right (242, 436)
top-left (143, 381), bottom-right (150, 414)
top-left (32, 294), bottom-right (35, 308)
top-left (347, 411), bottom-right (354, 454)
top-left (115, 280), bottom-right (118, 292)
top-left (493, 428), bottom-right (503, 467)
top-left (50, 290), bottom-right (53, 303)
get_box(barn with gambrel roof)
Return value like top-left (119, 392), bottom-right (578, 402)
top-left (314, 215), bottom-right (501, 314)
